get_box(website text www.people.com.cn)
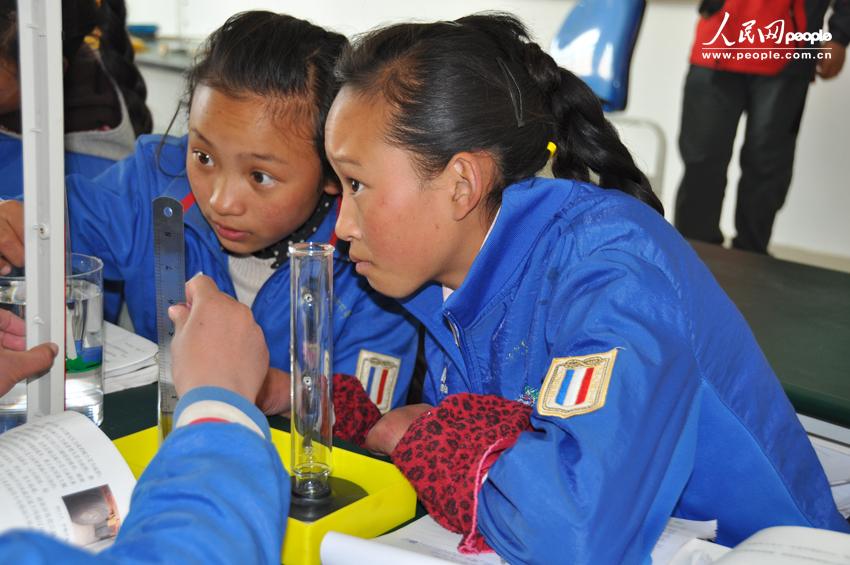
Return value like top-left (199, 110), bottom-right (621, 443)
top-left (700, 49), bottom-right (833, 62)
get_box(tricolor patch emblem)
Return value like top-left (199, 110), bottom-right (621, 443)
top-left (355, 350), bottom-right (401, 414)
top-left (537, 349), bottom-right (618, 419)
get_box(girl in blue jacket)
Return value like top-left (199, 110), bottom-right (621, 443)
top-left (0, 0), bottom-right (151, 200)
top-left (323, 12), bottom-right (849, 564)
top-left (0, 11), bottom-right (418, 418)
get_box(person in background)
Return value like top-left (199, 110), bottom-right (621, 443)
top-left (0, 0), bottom-right (152, 197)
top-left (674, 0), bottom-right (849, 253)
top-left (0, 0), bottom-right (153, 322)
top-left (0, 274), bottom-right (290, 563)
top-left (0, 11), bottom-right (418, 428)
top-left (324, 12), bottom-right (849, 563)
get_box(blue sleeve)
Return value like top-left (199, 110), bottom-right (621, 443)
top-left (0, 135), bottom-right (25, 200)
top-left (0, 137), bottom-right (116, 201)
top-left (0, 530), bottom-right (105, 564)
top-left (2, 135), bottom-right (129, 323)
top-left (104, 392), bottom-right (289, 564)
top-left (106, 430), bottom-right (287, 564)
top-left (476, 250), bottom-right (701, 564)
top-left (64, 152), bottom-right (117, 182)
top-left (0, 390), bottom-right (289, 564)
top-left (0, 425), bottom-right (288, 564)
top-left (333, 272), bottom-right (420, 411)
top-left (66, 138), bottom-right (167, 283)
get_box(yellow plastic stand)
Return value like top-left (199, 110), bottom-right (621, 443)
top-left (113, 427), bottom-right (417, 565)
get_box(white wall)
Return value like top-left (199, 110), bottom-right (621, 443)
top-left (127, 0), bottom-right (850, 261)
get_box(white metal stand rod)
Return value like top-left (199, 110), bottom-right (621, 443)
top-left (20, 0), bottom-right (66, 418)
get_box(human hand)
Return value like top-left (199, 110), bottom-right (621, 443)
top-left (0, 309), bottom-right (58, 395)
top-left (816, 41), bottom-right (846, 79)
top-left (364, 403), bottom-right (433, 455)
top-left (168, 274), bottom-right (269, 402)
top-left (256, 366), bottom-right (292, 415)
top-left (0, 200), bottom-right (25, 276)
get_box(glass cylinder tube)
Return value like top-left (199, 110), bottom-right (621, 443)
top-left (289, 243), bottom-right (334, 499)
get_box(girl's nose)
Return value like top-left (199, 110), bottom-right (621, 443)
top-left (334, 191), bottom-right (361, 241)
top-left (209, 176), bottom-right (245, 216)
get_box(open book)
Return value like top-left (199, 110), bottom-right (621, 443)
top-left (669, 527), bottom-right (850, 565)
top-left (0, 411), bottom-right (136, 551)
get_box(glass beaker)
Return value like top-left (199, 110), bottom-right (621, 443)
top-left (289, 242), bottom-right (334, 499)
top-left (0, 253), bottom-right (104, 432)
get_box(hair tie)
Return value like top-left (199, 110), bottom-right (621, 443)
top-left (547, 141), bottom-right (557, 158)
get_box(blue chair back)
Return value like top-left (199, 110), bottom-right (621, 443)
top-left (549, 0), bottom-right (646, 111)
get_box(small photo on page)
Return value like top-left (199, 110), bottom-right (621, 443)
top-left (61, 485), bottom-right (121, 546)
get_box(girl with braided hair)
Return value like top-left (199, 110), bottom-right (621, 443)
top-left (0, 10), bottom-right (418, 427)
top-left (324, 12), bottom-right (848, 563)
top-left (0, 0), bottom-right (150, 201)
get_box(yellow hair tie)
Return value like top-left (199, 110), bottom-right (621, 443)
top-left (547, 141), bottom-right (557, 158)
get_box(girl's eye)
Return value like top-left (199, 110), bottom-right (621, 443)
top-left (350, 179), bottom-right (363, 193)
top-left (193, 150), bottom-right (214, 167)
top-left (250, 171), bottom-right (275, 187)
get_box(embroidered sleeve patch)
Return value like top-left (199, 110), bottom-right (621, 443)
top-left (537, 349), bottom-right (618, 419)
top-left (355, 350), bottom-right (402, 414)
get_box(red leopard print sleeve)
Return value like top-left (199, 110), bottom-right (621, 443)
top-left (332, 373), bottom-right (382, 447)
top-left (391, 393), bottom-right (533, 554)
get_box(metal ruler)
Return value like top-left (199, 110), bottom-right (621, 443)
top-left (152, 196), bottom-right (185, 442)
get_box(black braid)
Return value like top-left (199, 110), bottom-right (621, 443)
top-left (472, 14), bottom-right (664, 214)
top-left (97, 0), bottom-right (153, 136)
top-left (548, 67), bottom-right (662, 214)
top-left (0, 0), bottom-right (16, 64)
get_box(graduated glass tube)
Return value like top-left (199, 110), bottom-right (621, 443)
top-left (290, 243), bottom-right (334, 499)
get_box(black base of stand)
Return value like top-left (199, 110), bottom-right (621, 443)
top-left (288, 476), bottom-right (368, 523)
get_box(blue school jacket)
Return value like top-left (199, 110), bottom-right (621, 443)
top-left (65, 135), bottom-right (418, 410)
top-left (0, 389), bottom-right (289, 564)
top-left (402, 177), bottom-right (848, 564)
top-left (0, 133), bottom-right (117, 199)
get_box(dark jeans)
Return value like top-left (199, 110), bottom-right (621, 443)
top-left (674, 65), bottom-right (810, 254)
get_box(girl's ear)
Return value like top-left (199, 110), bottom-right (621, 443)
top-left (446, 151), bottom-right (497, 222)
top-left (323, 177), bottom-right (341, 196)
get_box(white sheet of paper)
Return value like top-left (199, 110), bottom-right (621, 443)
top-left (321, 516), bottom-right (506, 565)
top-left (811, 435), bottom-right (850, 486)
top-left (103, 322), bottom-right (157, 379)
top-left (713, 526), bottom-right (850, 564)
top-left (651, 518), bottom-right (719, 565)
top-left (668, 538), bottom-right (730, 565)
